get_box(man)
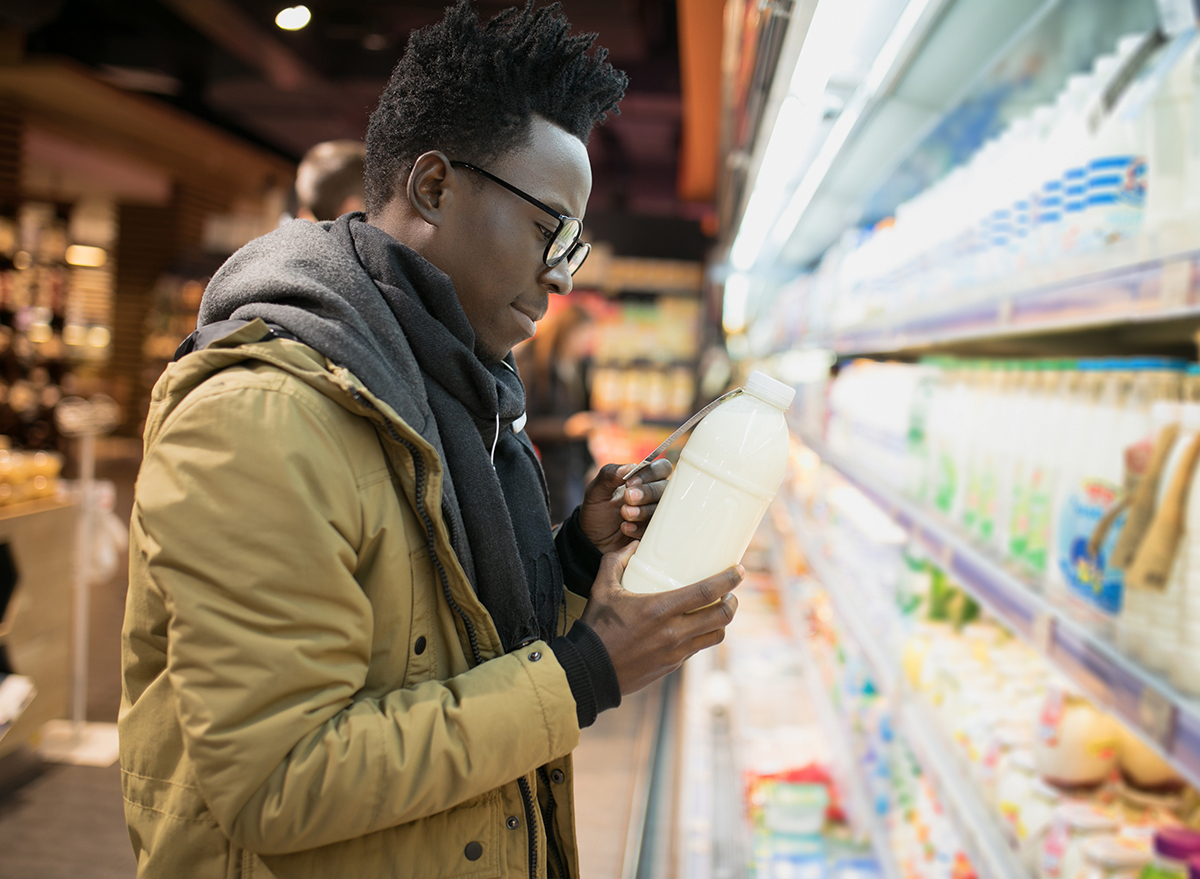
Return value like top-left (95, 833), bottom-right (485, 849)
top-left (119, 3), bottom-right (741, 877)
top-left (293, 139), bottom-right (366, 222)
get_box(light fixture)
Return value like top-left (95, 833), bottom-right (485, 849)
top-left (65, 245), bottom-right (107, 267)
top-left (730, 0), bottom-right (933, 272)
top-left (765, 0), bottom-right (935, 257)
top-left (86, 326), bottom-right (112, 348)
top-left (275, 5), bottom-right (311, 31)
top-left (722, 273), bottom-right (751, 335)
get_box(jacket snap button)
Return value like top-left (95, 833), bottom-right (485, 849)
top-left (464, 841), bottom-right (483, 861)
top-left (528, 651), bottom-right (541, 662)
top-left (506, 815), bottom-right (520, 830)
top-left (414, 636), bottom-right (427, 655)
top-left (550, 769), bottom-right (565, 784)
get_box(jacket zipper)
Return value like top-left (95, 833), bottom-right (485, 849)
top-left (518, 775), bottom-right (538, 879)
top-left (355, 389), bottom-right (540, 874)
top-left (538, 767), bottom-right (568, 879)
top-left (351, 390), bottom-right (483, 665)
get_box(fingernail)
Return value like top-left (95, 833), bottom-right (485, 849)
top-left (627, 488), bottom-right (641, 503)
top-left (628, 477), bottom-right (642, 488)
top-left (736, 565), bottom-right (745, 578)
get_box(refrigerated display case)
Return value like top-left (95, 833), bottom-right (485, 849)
top-left (681, 0), bottom-right (1200, 876)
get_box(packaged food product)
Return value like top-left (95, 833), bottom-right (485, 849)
top-left (1041, 804), bottom-right (1119, 879)
top-left (1035, 687), bottom-right (1120, 788)
top-left (1079, 836), bottom-right (1153, 879)
top-left (1140, 829), bottom-right (1200, 879)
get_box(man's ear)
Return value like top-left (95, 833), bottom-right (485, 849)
top-left (406, 151), bottom-right (454, 226)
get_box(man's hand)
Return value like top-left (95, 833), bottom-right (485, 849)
top-left (577, 459), bottom-right (672, 555)
top-left (581, 542), bottom-right (742, 695)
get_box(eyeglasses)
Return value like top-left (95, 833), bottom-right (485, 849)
top-left (450, 160), bottom-right (590, 276)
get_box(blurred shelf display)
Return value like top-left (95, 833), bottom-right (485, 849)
top-left (798, 430), bottom-right (1200, 791)
top-left (767, 444), bottom-right (1200, 879)
top-left (675, 543), bottom-right (885, 879)
top-left (720, 0), bottom-right (1200, 360)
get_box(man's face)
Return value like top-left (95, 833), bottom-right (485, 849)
top-left (435, 117), bottom-right (592, 362)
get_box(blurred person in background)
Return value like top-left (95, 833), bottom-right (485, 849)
top-left (119, 2), bottom-right (742, 877)
top-left (517, 303), bottom-right (597, 524)
top-left (294, 139), bottom-right (367, 221)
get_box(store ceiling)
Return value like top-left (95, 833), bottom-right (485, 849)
top-left (19, 0), bottom-right (712, 259)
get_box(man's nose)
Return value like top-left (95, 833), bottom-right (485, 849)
top-left (542, 259), bottom-right (573, 296)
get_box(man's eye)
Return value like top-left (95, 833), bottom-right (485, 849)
top-left (538, 225), bottom-right (554, 241)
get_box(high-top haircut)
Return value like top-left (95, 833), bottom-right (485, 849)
top-left (364, 0), bottom-right (628, 215)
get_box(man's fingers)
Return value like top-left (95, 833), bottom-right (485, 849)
top-left (598, 541), bottom-right (639, 585)
top-left (667, 565), bottom-right (744, 614)
top-left (679, 593), bottom-right (738, 637)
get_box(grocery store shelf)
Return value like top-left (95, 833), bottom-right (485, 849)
top-left (798, 431), bottom-right (1200, 791)
top-left (782, 506), bottom-right (899, 697)
top-left (774, 506), bottom-right (1022, 879)
top-left (898, 693), bottom-right (1029, 879)
top-left (768, 531), bottom-right (902, 879)
top-left (827, 250), bottom-right (1200, 356)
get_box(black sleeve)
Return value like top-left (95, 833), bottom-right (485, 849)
top-left (550, 621), bottom-right (622, 728)
top-left (553, 506), bottom-right (603, 597)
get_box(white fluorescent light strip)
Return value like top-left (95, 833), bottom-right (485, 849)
top-left (767, 0), bottom-right (935, 254)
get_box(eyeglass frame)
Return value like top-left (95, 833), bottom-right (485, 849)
top-left (449, 160), bottom-right (590, 275)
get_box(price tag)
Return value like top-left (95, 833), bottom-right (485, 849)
top-left (1137, 687), bottom-right (1178, 750)
top-left (1032, 611), bottom-right (1055, 654)
top-left (1160, 258), bottom-right (1192, 309)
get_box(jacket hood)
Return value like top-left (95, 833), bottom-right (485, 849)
top-left (197, 216), bottom-right (435, 443)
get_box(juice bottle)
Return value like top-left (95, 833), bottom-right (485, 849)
top-left (1117, 400), bottom-right (1184, 665)
top-left (1045, 362), bottom-right (1106, 610)
top-left (621, 370), bottom-right (794, 594)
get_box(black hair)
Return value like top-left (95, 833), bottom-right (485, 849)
top-left (364, 0), bottom-right (628, 215)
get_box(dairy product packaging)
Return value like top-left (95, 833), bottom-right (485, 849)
top-left (622, 370), bottom-right (795, 594)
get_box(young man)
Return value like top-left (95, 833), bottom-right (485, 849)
top-left (119, 3), bottom-right (741, 877)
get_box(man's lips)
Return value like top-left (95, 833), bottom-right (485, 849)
top-left (511, 303), bottom-right (544, 336)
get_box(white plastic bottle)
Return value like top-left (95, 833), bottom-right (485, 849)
top-left (1118, 399), bottom-right (1184, 664)
top-left (1145, 32), bottom-right (1200, 259)
top-left (621, 371), bottom-right (795, 594)
top-left (1141, 401), bottom-right (1200, 674)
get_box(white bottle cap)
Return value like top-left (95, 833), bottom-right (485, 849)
top-left (744, 370), bottom-right (796, 410)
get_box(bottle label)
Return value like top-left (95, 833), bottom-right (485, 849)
top-left (1056, 478), bottom-right (1125, 615)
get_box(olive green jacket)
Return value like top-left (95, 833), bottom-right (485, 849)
top-left (120, 321), bottom-right (587, 878)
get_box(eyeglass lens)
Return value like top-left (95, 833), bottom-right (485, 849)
top-left (548, 218), bottom-right (589, 275)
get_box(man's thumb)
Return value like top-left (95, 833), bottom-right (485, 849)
top-left (599, 540), bottom-right (639, 585)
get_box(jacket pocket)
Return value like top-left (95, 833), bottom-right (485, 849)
top-left (259, 790), bottom-right (503, 879)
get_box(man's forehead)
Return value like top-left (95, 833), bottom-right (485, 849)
top-left (495, 120), bottom-right (592, 215)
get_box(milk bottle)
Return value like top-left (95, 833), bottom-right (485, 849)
top-left (1116, 400), bottom-right (1184, 665)
top-left (1006, 364), bottom-right (1038, 561)
top-left (1022, 364), bottom-right (1071, 577)
top-left (1060, 365), bottom-right (1136, 634)
top-left (1145, 31), bottom-right (1200, 259)
top-left (1077, 41), bottom-right (1157, 272)
top-left (621, 371), bottom-right (794, 594)
top-left (1139, 402), bottom-right (1200, 675)
top-left (1171, 392), bottom-right (1200, 696)
top-left (1044, 362), bottom-right (1106, 610)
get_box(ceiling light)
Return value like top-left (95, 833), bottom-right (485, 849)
top-left (65, 245), bottom-right (107, 267)
top-left (275, 6), bottom-right (311, 31)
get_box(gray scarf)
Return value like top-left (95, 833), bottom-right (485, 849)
top-left (199, 214), bottom-right (562, 651)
